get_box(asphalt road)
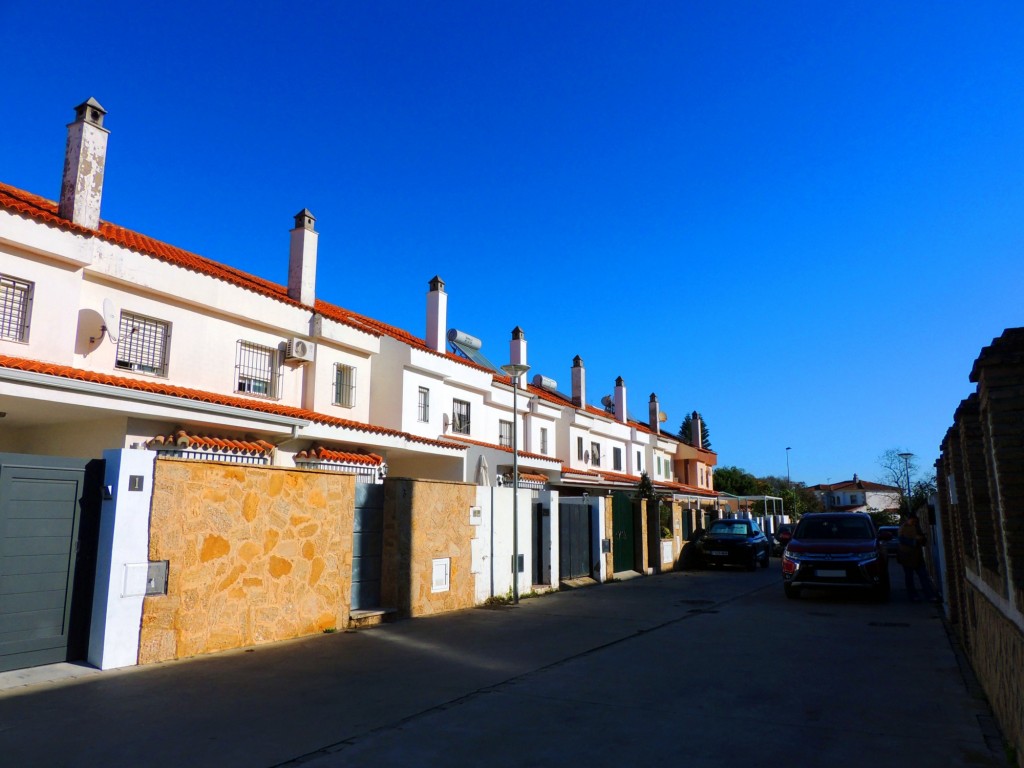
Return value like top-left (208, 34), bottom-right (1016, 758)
top-left (0, 559), bottom-right (1007, 767)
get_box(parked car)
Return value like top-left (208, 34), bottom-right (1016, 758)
top-left (772, 523), bottom-right (794, 556)
top-left (782, 513), bottom-right (889, 600)
top-left (696, 518), bottom-right (770, 570)
top-left (877, 526), bottom-right (900, 556)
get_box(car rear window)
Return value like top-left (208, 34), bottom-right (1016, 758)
top-left (709, 522), bottom-right (749, 536)
top-left (796, 517), bottom-right (873, 540)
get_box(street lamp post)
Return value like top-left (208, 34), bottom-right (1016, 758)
top-left (501, 362), bottom-right (530, 604)
top-left (786, 447), bottom-right (792, 487)
top-left (898, 452), bottom-right (914, 519)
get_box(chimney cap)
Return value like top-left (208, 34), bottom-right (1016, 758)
top-left (573, 355), bottom-right (584, 367)
top-left (512, 326), bottom-right (525, 340)
top-left (292, 208), bottom-right (316, 230)
top-left (616, 376), bottom-right (624, 386)
top-left (72, 97), bottom-right (107, 127)
top-left (429, 275), bottom-right (446, 292)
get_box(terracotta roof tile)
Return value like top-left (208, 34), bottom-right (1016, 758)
top-left (148, 430), bottom-right (275, 455)
top-left (295, 446), bottom-right (385, 466)
top-left (0, 354), bottom-right (465, 452)
top-left (446, 435), bottom-right (560, 464)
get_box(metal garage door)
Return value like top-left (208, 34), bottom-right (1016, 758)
top-left (351, 483), bottom-right (384, 611)
top-left (558, 499), bottom-right (592, 580)
top-left (0, 455), bottom-right (101, 673)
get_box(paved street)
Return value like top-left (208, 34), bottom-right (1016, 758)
top-left (0, 561), bottom-right (1007, 768)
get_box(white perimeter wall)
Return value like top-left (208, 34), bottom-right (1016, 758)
top-left (88, 448), bottom-right (155, 669)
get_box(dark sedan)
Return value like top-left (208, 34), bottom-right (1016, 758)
top-left (696, 518), bottom-right (770, 570)
top-left (782, 513), bottom-right (890, 600)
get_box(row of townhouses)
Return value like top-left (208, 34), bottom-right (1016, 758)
top-left (0, 99), bottom-right (722, 674)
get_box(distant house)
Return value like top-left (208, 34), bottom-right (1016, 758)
top-left (809, 474), bottom-right (901, 513)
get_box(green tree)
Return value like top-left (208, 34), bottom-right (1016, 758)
top-left (635, 471), bottom-right (657, 503)
top-left (678, 412), bottom-right (712, 450)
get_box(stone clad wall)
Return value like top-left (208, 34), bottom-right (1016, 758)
top-left (936, 327), bottom-right (1024, 767)
top-left (139, 459), bottom-right (355, 663)
top-left (381, 477), bottom-right (476, 617)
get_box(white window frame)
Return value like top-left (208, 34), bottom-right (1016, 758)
top-left (590, 442), bottom-right (601, 467)
top-left (499, 420), bottom-right (513, 449)
top-left (418, 387), bottom-right (430, 422)
top-left (540, 427), bottom-right (548, 455)
top-left (333, 363), bottom-right (356, 408)
top-left (0, 273), bottom-right (33, 342)
top-left (452, 399), bottom-right (471, 435)
top-left (115, 311), bottom-right (170, 376)
top-left (235, 340), bottom-right (279, 398)
top-left (613, 447), bottom-right (622, 472)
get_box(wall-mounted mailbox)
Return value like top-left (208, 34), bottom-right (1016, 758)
top-left (469, 506), bottom-right (482, 525)
top-left (146, 561), bottom-right (169, 595)
top-left (128, 475), bottom-right (144, 492)
top-left (512, 554), bottom-right (524, 573)
top-left (601, 538), bottom-right (612, 553)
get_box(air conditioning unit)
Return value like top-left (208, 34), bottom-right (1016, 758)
top-left (285, 337), bottom-right (315, 362)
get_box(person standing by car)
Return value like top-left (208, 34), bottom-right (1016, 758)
top-left (898, 511), bottom-right (939, 603)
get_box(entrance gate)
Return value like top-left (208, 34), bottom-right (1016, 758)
top-left (612, 492), bottom-right (636, 573)
top-left (351, 483), bottom-right (384, 611)
top-left (558, 499), bottom-right (591, 580)
top-left (0, 454), bottom-right (102, 672)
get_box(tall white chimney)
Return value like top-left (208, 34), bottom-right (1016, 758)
top-left (510, 326), bottom-right (527, 385)
top-left (426, 276), bottom-right (447, 353)
top-left (691, 411), bottom-right (704, 448)
top-left (613, 376), bottom-right (627, 423)
top-left (571, 355), bottom-right (586, 408)
top-left (59, 98), bottom-right (109, 230)
top-left (288, 209), bottom-right (318, 306)
top-left (649, 393), bottom-right (660, 434)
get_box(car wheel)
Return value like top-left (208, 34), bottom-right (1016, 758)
top-left (784, 583), bottom-right (801, 599)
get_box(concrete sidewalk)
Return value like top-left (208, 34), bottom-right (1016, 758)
top-left (0, 565), bottom-right (1007, 768)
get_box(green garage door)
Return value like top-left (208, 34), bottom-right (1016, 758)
top-left (0, 457), bottom-right (100, 673)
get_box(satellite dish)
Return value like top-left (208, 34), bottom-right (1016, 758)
top-left (600, 395), bottom-right (613, 408)
top-left (658, 411), bottom-right (668, 423)
top-left (583, 450), bottom-right (590, 464)
top-left (101, 298), bottom-right (119, 343)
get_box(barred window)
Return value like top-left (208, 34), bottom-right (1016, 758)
top-left (236, 341), bottom-right (279, 397)
top-left (499, 420), bottom-right (513, 448)
top-left (0, 274), bottom-right (33, 342)
top-left (591, 442), bottom-right (601, 467)
top-left (452, 399), bottom-right (470, 435)
top-left (540, 427), bottom-right (548, 455)
top-left (116, 312), bottom-right (170, 376)
top-left (418, 387), bottom-right (430, 422)
top-left (334, 363), bottom-right (356, 407)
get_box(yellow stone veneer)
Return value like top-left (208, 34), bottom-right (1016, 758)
top-left (139, 459), bottom-right (355, 663)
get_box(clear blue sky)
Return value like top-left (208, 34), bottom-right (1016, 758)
top-left (3, 1), bottom-right (1022, 487)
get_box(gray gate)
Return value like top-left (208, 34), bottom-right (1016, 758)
top-left (558, 500), bottom-right (592, 580)
top-left (351, 483), bottom-right (384, 610)
top-left (0, 454), bottom-right (101, 672)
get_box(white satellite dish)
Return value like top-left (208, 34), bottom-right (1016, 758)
top-left (102, 298), bottom-right (119, 343)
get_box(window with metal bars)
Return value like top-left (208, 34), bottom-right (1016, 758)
top-left (417, 387), bottom-right (430, 422)
top-left (235, 340), bottom-right (279, 397)
top-left (452, 399), bottom-right (470, 435)
top-left (116, 312), bottom-right (170, 376)
top-left (333, 363), bottom-right (356, 407)
top-left (499, 420), bottom-right (513, 448)
top-left (0, 274), bottom-right (32, 342)
top-left (540, 427), bottom-right (548, 455)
